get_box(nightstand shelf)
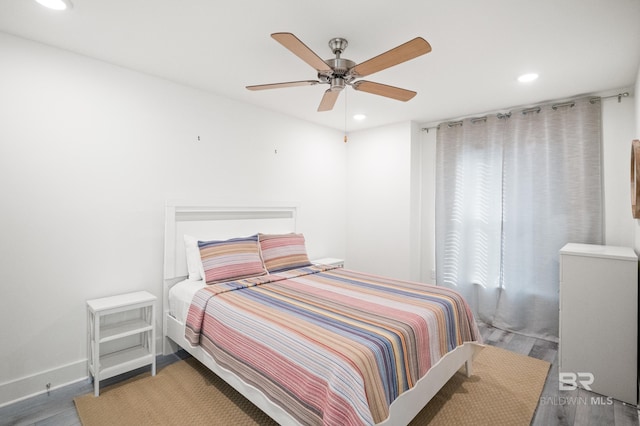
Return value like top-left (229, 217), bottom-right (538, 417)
top-left (100, 319), bottom-right (153, 343)
top-left (98, 346), bottom-right (154, 378)
top-left (87, 291), bottom-right (156, 396)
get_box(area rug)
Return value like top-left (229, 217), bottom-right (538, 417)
top-left (75, 345), bottom-right (550, 425)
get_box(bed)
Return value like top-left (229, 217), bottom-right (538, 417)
top-left (163, 204), bottom-right (483, 426)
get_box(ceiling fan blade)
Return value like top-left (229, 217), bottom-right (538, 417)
top-left (318, 89), bottom-right (340, 112)
top-left (271, 32), bottom-right (333, 74)
top-left (246, 80), bottom-right (319, 91)
top-left (351, 37), bottom-right (431, 77)
top-left (352, 80), bottom-right (417, 102)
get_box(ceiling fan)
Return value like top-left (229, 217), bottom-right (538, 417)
top-left (246, 32), bottom-right (432, 112)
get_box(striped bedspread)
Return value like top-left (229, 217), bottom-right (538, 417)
top-left (185, 265), bottom-right (480, 425)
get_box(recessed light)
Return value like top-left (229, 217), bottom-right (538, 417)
top-left (353, 114), bottom-right (366, 121)
top-left (35, 0), bottom-right (72, 10)
top-left (518, 73), bottom-right (539, 83)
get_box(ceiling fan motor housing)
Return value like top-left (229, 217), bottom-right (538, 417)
top-left (321, 57), bottom-right (356, 91)
top-left (326, 58), bottom-right (355, 75)
top-left (317, 38), bottom-right (355, 91)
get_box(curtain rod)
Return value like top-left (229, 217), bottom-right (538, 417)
top-left (421, 92), bottom-right (630, 133)
top-left (603, 91), bottom-right (630, 102)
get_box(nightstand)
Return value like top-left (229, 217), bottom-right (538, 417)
top-left (311, 258), bottom-right (344, 268)
top-left (87, 291), bottom-right (156, 396)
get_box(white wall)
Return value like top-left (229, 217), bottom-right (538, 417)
top-left (345, 122), bottom-right (412, 279)
top-left (0, 32), bottom-right (347, 405)
top-left (602, 94), bottom-right (637, 247)
top-left (409, 121), bottom-right (423, 281)
top-left (419, 128), bottom-right (437, 283)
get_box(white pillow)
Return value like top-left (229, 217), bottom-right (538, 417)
top-left (183, 235), bottom-right (203, 281)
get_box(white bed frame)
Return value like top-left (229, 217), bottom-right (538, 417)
top-left (162, 203), bottom-right (483, 426)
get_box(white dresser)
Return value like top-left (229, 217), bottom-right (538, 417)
top-left (559, 243), bottom-right (638, 404)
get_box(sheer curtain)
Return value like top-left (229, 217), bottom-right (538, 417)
top-left (435, 98), bottom-right (603, 341)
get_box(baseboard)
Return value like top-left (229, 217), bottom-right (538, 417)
top-left (0, 359), bottom-right (88, 408)
top-left (0, 335), bottom-right (167, 408)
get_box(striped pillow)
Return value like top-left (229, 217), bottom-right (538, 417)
top-left (259, 233), bottom-right (311, 273)
top-left (198, 235), bottom-right (267, 284)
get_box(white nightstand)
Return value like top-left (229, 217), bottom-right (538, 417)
top-left (87, 291), bottom-right (156, 396)
top-left (312, 258), bottom-right (344, 268)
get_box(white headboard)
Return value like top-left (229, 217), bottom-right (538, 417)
top-left (163, 203), bottom-right (298, 281)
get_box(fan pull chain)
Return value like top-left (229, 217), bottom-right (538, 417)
top-left (344, 88), bottom-right (348, 143)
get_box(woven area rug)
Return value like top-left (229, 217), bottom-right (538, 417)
top-left (75, 345), bottom-right (550, 425)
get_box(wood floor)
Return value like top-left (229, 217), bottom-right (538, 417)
top-left (477, 324), bottom-right (640, 426)
top-left (1, 324), bottom-right (638, 425)
top-left (0, 350), bottom-right (189, 426)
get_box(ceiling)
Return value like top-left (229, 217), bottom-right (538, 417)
top-left (1, 0), bottom-right (639, 132)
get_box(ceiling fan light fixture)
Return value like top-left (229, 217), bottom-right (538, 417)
top-left (331, 77), bottom-right (346, 91)
top-left (35, 0), bottom-right (72, 10)
top-left (517, 73), bottom-right (539, 83)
